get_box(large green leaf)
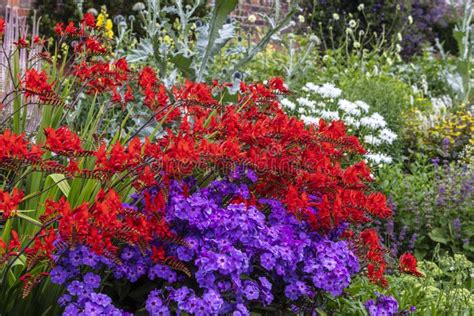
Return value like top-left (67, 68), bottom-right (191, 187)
top-left (196, 0), bottom-right (238, 81)
top-left (48, 174), bottom-right (70, 198)
top-left (428, 228), bottom-right (449, 244)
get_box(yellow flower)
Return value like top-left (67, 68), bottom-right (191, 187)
top-left (97, 13), bottom-right (105, 27)
top-left (105, 19), bottom-right (113, 31)
top-left (105, 19), bottom-right (114, 38)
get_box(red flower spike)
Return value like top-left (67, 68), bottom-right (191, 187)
top-left (22, 69), bottom-right (54, 102)
top-left (44, 127), bottom-right (84, 155)
top-left (399, 253), bottom-right (422, 276)
top-left (359, 229), bottom-right (388, 286)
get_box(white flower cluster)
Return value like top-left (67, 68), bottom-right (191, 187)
top-left (303, 82), bottom-right (342, 99)
top-left (281, 82), bottom-right (398, 166)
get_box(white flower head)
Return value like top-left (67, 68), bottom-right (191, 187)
top-left (306, 83), bottom-right (342, 99)
top-left (343, 116), bottom-right (360, 128)
top-left (298, 15), bottom-right (305, 23)
top-left (354, 41), bottom-right (361, 49)
top-left (364, 135), bottom-right (383, 146)
top-left (248, 15), bottom-right (257, 23)
top-left (379, 128), bottom-right (397, 144)
top-left (338, 99), bottom-right (361, 116)
top-left (408, 15), bottom-right (413, 24)
top-left (333, 13), bottom-right (340, 21)
top-left (349, 19), bottom-right (357, 28)
top-left (354, 100), bottom-right (369, 113)
top-left (304, 82), bottom-right (319, 93)
top-left (297, 97), bottom-right (317, 108)
top-left (365, 153), bottom-right (393, 164)
top-left (301, 115), bottom-right (319, 126)
top-left (320, 110), bottom-right (340, 121)
top-left (360, 113), bottom-right (387, 129)
top-left (280, 98), bottom-right (296, 110)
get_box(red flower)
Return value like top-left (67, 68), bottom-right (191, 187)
top-left (14, 38), bottom-right (29, 48)
top-left (54, 23), bottom-right (64, 36)
top-left (151, 246), bottom-right (166, 263)
top-left (360, 229), bottom-right (388, 286)
top-left (268, 77), bottom-right (288, 93)
top-left (0, 129), bottom-right (43, 163)
top-left (0, 188), bottom-right (23, 219)
top-left (84, 37), bottom-right (107, 55)
top-left (399, 253), bottom-right (422, 276)
top-left (44, 127), bottom-right (84, 155)
top-left (0, 18), bottom-right (5, 37)
top-left (64, 22), bottom-right (77, 35)
top-left (82, 13), bottom-right (96, 28)
top-left (33, 35), bottom-right (45, 45)
top-left (22, 69), bottom-right (54, 101)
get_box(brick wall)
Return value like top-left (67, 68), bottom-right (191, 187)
top-left (1, 1), bottom-right (291, 25)
top-left (232, 0), bottom-right (291, 27)
top-left (1, 0), bottom-right (35, 17)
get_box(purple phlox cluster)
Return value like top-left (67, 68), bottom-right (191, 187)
top-left (50, 246), bottom-right (129, 316)
top-left (365, 294), bottom-right (399, 316)
top-left (50, 170), bottom-right (363, 315)
top-left (160, 177), bottom-right (360, 314)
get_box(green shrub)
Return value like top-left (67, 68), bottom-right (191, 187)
top-left (376, 159), bottom-right (474, 259)
top-left (327, 253), bottom-right (474, 315)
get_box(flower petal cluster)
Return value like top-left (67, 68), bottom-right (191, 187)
top-left (399, 253), bottom-right (422, 276)
top-left (365, 294), bottom-right (399, 316)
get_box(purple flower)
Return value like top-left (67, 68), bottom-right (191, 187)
top-left (69, 250), bottom-right (83, 267)
top-left (285, 284), bottom-right (301, 301)
top-left (63, 304), bottom-right (79, 316)
top-left (50, 266), bottom-right (68, 284)
top-left (453, 218), bottom-right (462, 239)
top-left (84, 302), bottom-right (104, 315)
top-left (50, 174), bottom-right (363, 315)
top-left (146, 293), bottom-right (164, 314)
top-left (365, 294), bottom-right (399, 316)
top-left (203, 290), bottom-right (224, 312)
top-left (260, 253), bottom-right (276, 270)
top-left (243, 281), bottom-right (260, 300)
top-left (67, 280), bottom-right (84, 295)
top-left (90, 293), bottom-right (112, 307)
top-left (83, 272), bottom-right (101, 289)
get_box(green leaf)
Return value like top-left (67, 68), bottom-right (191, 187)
top-left (428, 228), bottom-right (449, 244)
top-left (15, 212), bottom-right (42, 227)
top-left (171, 54), bottom-right (195, 80)
top-left (197, 0), bottom-right (238, 81)
top-left (48, 174), bottom-right (70, 197)
top-left (126, 38), bottom-right (154, 63)
top-left (315, 307), bottom-right (328, 316)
